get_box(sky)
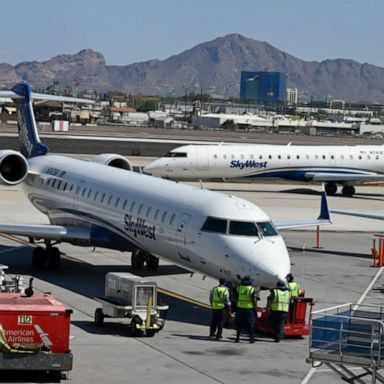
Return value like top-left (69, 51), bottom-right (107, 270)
top-left (1, 0), bottom-right (383, 67)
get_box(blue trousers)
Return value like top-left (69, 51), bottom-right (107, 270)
top-left (269, 311), bottom-right (288, 340)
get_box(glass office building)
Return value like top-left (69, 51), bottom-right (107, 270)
top-left (240, 71), bottom-right (287, 104)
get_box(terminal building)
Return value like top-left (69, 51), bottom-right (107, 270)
top-left (240, 71), bottom-right (287, 105)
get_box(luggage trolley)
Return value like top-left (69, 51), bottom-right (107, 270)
top-left (94, 272), bottom-right (168, 337)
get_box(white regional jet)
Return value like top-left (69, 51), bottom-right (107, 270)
top-left (144, 143), bottom-right (384, 197)
top-left (0, 83), bottom-right (330, 288)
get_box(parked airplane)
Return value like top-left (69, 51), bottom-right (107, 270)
top-left (143, 143), bottom-right (384, 196)
top-left (0, 83), bottom-right (330, 288)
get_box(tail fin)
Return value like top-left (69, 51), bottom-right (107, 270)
top-left (0, 82), bottom-right (95, 158)
top-left (317, 184), bottom-right (331, 222)
top-left (12, 83), bottom-right (48, 158)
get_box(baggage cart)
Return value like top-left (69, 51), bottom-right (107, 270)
top-left (94, 272), bottom-right (168, 337)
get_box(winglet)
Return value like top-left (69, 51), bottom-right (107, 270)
top-left (317, 184), bottom-right (331, 222)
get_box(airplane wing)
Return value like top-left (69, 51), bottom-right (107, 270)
top-left (0, 224), bottom-right (90, 241)
top-left (331, 210), bottom-right (384, 220)
top-left (274, 190), bottom-right (331, 230)
top-left (304, 172), bottom-right (384, 183)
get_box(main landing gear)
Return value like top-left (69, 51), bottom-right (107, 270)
top-left (325, 182), bottom-right (356, 197)
top-left (131, 250), bottom-right (159, 272)
top-left (31, 241), bottom-right (61, 269)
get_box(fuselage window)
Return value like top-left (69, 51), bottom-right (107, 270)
top-left (130, 202), bottom-right (136, 212)
top-left (376, 155), bottom-right (379, 160)
top-left (330, 155), bottom-right (334, 160)
top-left (368, 155), bottom-right (371, 160)
top-left (223, 155), bottom-right (227, 159)
top-left (268, 155), bottom-right (272, 159)
top-left (229, 221), bottom-right (258, 236)
top-left (47, 179), bottom-right (51, 186)
top-left (257, 221), bottom-right (279, 237)
top-left (350, 155), bottom-right (353, 160)
top-left (259, 155), bottom-right (263, 160)
top-left (358, 155), bottom-right (362, 160)
top-left (94, 191), bottom-right (99, 200)
top-left (82, 188), bottom-right (87, 197)
top-left (87, 189), bottom-right (92, 199)
top-left (214, 154), bottom-right (217, 159)
top-left (164, 152), bottom-right (187, 158)
top-left (122, 200), bottom-right (127, 210)
top-left (101, 193), bottom-right (106, 203)
top-left (201, 217), bottom-right (227, 234)
top-left (296, 155), bottom-right (300, 159)
top-left (322, 155), bottom-right (326, 160)
top-left (170, 214), bottom-right (176, 225)
top-left (115, 197), bottom-right (120, 207)
top-left (154, 209), bottom-right (160, 220)
top-left (306, 154), bottom-right (309, 159)
top-left (250, 154), bottom-right (254, 160)
top-left (231, 154), bottom-right (234, 159)
top-left (314, 155), bottom-right (318, 160)
top-left (138, 204), bottom-right (143, 215)
top-left (278, 155), bottom-right (281, 160)
top-left (52, 179), bottom-right (57, 188)
top-left (63, 182), bottom-right (67, 191)
top-left (69, 184), bottom-right (74, 192)
top-left (146, 207), bottom-right (151, 218)
top-left (340, 155), bottom-right (344, 160)
top-left (108, 195), bottom-right (113, 205)
top-left (57, 181), bottom-right (62, 189)
top-left (161, 211), bottom-right (167, 223)
top-left (240, 154), bottom-right (244, 159)
top-left (287, 155), bottom-right (291, 160)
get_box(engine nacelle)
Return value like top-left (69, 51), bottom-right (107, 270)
top-left (0, 150), bottom-right (29, 186)
top-left (90, 154), bottom-right (133, 171)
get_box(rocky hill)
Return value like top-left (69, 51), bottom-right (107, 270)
top-left (1, 34), bottom-right (384, 102)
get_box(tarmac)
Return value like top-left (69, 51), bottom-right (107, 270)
top-left (1, 176), bottom-right (384, 383)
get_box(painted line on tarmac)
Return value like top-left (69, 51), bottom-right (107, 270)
top-left (157, 287), bottom-right (211, 309)
top-left (300, 266), bottom-right (384, 384)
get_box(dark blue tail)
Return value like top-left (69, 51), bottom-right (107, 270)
top-left (11, 83), bottom-right (48, 158)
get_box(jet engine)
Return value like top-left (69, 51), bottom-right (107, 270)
top-left (0, 150), bottom-right (29, 186)
top-left (90, 154), bottom-right (133, 171)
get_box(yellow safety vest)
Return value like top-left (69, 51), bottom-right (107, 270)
top-left (212, 286), bottom-right (228, 309)
top-left (270, 289), bottom-right (290, 312)
top-left (237, 285), bottom-right (256, 309)
top-left (288, 281), bottom-right (300, 298)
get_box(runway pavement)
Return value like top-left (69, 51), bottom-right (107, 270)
top-left (0, 179), bottom-right (384, 383)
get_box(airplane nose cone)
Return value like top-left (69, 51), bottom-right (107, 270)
top-left (143, 163), bottom-right (156, 175)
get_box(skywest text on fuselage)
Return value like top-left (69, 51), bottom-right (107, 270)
top-left (124, 214), bottom-right (156, 240)
top-left (230, 160), bottom-right (268, 170)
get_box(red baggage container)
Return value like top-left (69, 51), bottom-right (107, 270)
top-left (0, 293), bottom-right (72, 353)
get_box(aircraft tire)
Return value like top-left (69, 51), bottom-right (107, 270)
top-left (342, 185), bottom-right (355, 197)
top-left (146, 255), bottom-right (159, 271)
top-left (325, 183), bottom-right (337, 196)
top-left (131, 250), bottom-right (145, 271)
top-left (32, 247), bottom-right (46, 269)
top-left (47, 247), bottom-right (61, 269)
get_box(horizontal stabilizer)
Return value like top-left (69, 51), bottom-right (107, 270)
top-left (274, 189), bottom-right (331, 230)
top-left (331, 210), bottom-right (384, 221)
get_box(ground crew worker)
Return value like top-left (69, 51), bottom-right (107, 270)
top-left (286, 273), bottom-right (300, 299)
top-left (269, 281), bottom-right (291, 342)
top-left (234, 275), bottom-right (259, 343)
top-left (209, 278), bottom-right (231, 340)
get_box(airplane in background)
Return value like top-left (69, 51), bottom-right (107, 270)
top-left (0, 83), bottom-right (330, 288)
top-left (143, 143), bottom-right (384, 197)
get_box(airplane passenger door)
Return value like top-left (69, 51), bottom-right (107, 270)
top-left (176, 213), bottom-right (193, 263)
top-left (197, 148), bottom-right (209, 171)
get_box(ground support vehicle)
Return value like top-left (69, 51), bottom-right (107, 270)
top-left (94, 272), bottom-right (169, 337)
top-left (0, 291), bottom-right (73, 379)
top-left (308, 303), bottom-right (384, 384)
top-left (255, 296), bottom-right (314, 337)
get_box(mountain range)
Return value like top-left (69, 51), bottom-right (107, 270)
top-left (1, 33), bottom-right (384, 102)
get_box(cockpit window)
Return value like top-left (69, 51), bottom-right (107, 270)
top-left (229, 221), bottom-right (258, 236)
top-left (201, 217), bottom-right (227, 234)
top-left (164, 152), bottom-right (187, 158)
top-left (257, 221), bottom-right (278, 236)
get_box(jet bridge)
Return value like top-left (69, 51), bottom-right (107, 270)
top-left (308, 303), bottom-right (384, 384)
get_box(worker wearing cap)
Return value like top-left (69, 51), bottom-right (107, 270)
top-left (234, 275), bottom-right (259, 343)
top-left (209, 278), bottom-right (231, 340)
top-left (286, 273), bottom-right (300, 299)
top-left (269, 281), bottom-right (291, 342)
